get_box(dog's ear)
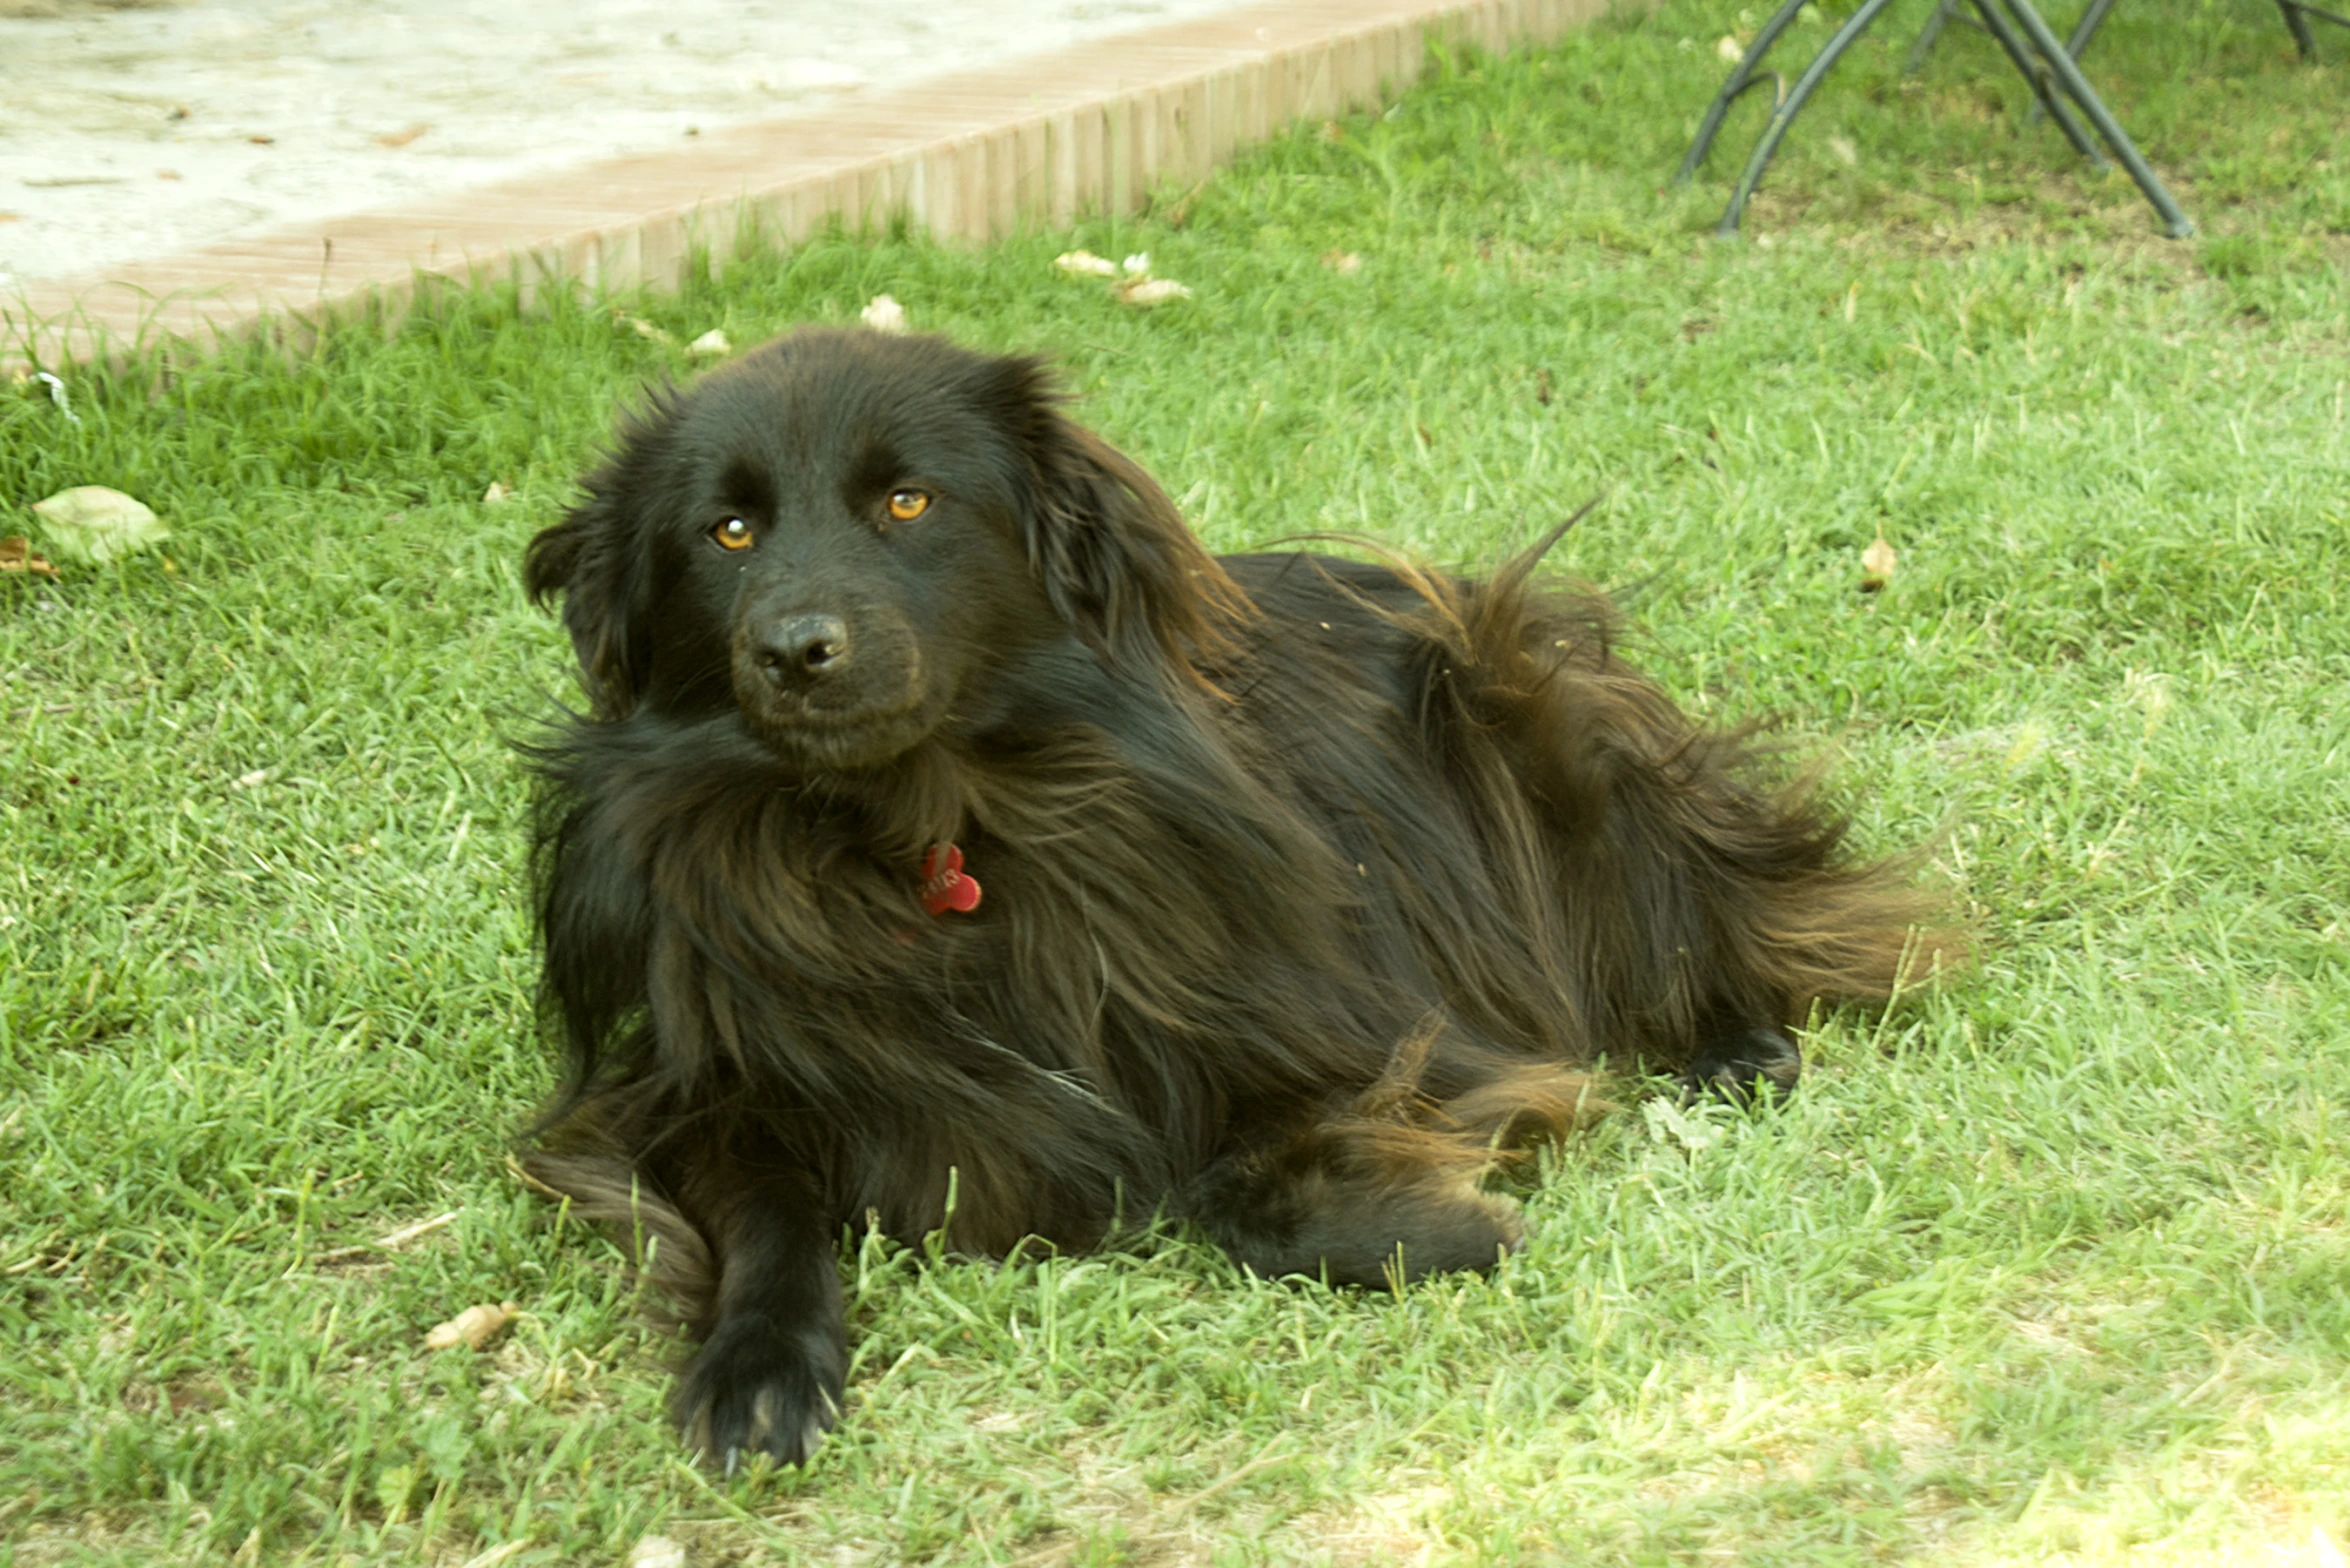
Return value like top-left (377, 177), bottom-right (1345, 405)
top-left (996, 361), bottom-right (1248, 683)
top-left (524, 466), bottom-right (654, 719)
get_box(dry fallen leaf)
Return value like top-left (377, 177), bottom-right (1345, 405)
top-left (424, 1301), bottom-right (517, 1352)
top-left (30, 486), bottom-right (169, 565)
top-left (1053, 249), bottom-right (1119, 278)
top-left (1117, 277), bottom-right (1192, 308)
top-left (482, 481), bottom-right (511, 505)
top-left (860, 294), bottom-right (908, 334)
top-left (1861, 533), bottom-right (1898, 591)
top-left (1827, 134), bottom-right (1859, 168)
top-left (1, 536), bottom-right (59, 577)
top-left (629, 1537), bottom-right (690, 1568)
top-left (621, 314), bottom-right (675, 346)
top-left (687, 328), bottom-right (732, 357)
top-left (1320, 249), bottom-right (1362, 273)
top-left (374, 123), bottom-right (430, 148)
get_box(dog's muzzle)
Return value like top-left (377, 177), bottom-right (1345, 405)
top-left (751, 614), bottom-right (851, 691)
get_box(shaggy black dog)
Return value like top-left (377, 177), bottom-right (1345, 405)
top-left (520, 327), bottom-right (1948, 1468)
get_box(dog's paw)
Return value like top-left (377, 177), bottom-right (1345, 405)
top-left (674, 1311), bottom-right (847, 1471)
top-left (1683, 1026), bottom-right (1803, 1105)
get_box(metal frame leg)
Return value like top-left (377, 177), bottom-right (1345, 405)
top-left (1712, 0), bottom-right (1906, 235)
top-left (1989, 0), bottom-right (2194, 235)
top-left (2063, 0), bottom-right (2124, 54)
top-left (2025, 0), bottom-right (2122, 120)
top-left (1967, 0), bottom-right (2104, 160)
top-left (1676, 0), bottom-right (1818, 182)
top-left (2276, 0), bottom-right (2350, 57)
top-left (1906, 0), bottom-right (1969, 73)
top-left (1686, 0), bottom-right (2195, 239)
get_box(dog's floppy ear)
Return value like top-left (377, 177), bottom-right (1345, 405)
top-left (524, 458), bottom-right (655, 719)
top-left (998, 361), bottom-right (1248, 683)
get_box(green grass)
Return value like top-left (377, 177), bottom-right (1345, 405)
top-left (5, 0), bottom-right (2348, 1561)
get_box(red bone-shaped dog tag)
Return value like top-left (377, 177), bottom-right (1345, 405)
top-left (919, 843), bottom-right (982, 916)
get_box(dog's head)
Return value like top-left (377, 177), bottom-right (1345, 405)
top-left (525, 328), bottom-right (1242, 770)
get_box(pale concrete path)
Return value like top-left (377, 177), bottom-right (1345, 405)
top-left (0, 0), bottom-right (1264, 289)
top-left (1, 0), bottom-right (1601, 371)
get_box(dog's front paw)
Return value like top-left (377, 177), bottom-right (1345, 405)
top-left (1684, 1026), bottom-right (1803, 1105)
top-left (674, 1311), bottom-right (847, 1471)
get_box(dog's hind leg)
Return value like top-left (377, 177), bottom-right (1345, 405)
top-left (1185, 1052), bottom-right (1599, 1287)
top-left (1684, 1024), bottom-right (1804, 1104)
top-left (1187, 1115), bottom-right (1525, 1286)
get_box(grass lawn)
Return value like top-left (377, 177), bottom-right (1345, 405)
top-left (5, 0), bottom-right (2348, 1561)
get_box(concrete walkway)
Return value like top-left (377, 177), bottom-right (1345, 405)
top-left (0, 0), bottom-right (1271, 287)
top-left (3, 0), bottom-right (1601, 372)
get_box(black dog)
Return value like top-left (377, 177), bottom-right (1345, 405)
top-left (519, 327), bottom-right (1948, 1467)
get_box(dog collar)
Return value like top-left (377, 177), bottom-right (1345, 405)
top-left (920, 843), bottom-right (982, 916)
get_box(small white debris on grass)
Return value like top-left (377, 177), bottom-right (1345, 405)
top-left (687, 328), bottom-right (732, 356)
top-left (35, 371), bottom-right (81, 425)
top-left (1716, 34), bottom-right (1746, 61)
top-left (455, 1544), bottom-right (529, 1568)
top-left (1053, 249), bottom-right (1119, 277)
top-left (482, 481), bottom-right (511, 504)
top-left (629, 1537), bottom-right (691, 1568)
top-left (860, 294), bottom-right (909, 333)
top-left (1120, 252), bottom-right (1150, 275)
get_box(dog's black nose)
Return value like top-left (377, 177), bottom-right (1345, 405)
top-left (755, 615), bottom-right (851, 685)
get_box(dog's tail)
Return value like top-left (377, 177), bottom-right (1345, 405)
top-left (513, 1137), bottom-right (717, 1334)
top-left (1372, 507), bottom-right (1963, 1066)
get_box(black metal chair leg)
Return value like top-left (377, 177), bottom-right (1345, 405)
top-left (1989, 0), bottom-right (2194, 235)
top-left (2276, 0), bottom-right (2350, 56)
top-left (1678, 0), bottom-right (1821, 182)
top-left (1968, 0), bottom-right (2104, 161)
top-left (1714, 0), bottom-right (1906, 236)
top-left (2027, 0), bottom-right (2123, 120)
top-left (1906, 0), bottom-right (1968, 72)
top-left (2278, 0), bottom-right (2321, 53)
top-left (2064, 0), bottom-right (2124, 54)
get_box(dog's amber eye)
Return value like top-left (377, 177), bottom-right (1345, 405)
top-left (712, 517), bottom-right (754, 551)
top-left (885, 488), bottom-right (931, 523)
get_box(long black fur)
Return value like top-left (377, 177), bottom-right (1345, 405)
top-left (519, 328), bottom-right (1952, 1467)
